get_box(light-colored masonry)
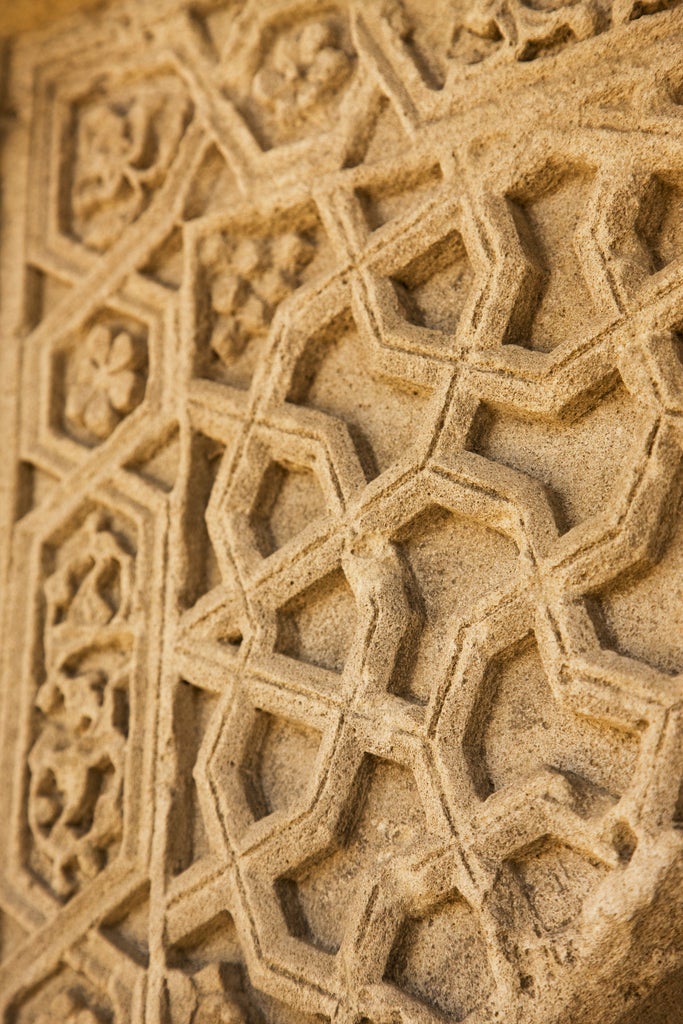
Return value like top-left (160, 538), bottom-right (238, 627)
top-left (0, 1), bottom-right (682, 1022)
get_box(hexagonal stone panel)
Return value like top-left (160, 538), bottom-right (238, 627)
top-left (57, 315), bottom-right (148, 448)
top-left (391, 505), bottom-right (518, 703)
top-left (288, 319), bottom-right (435, 479)
top-left (27, 508), bottom-right (137, 901)
top-left (250, 460), bottom-right (327, 556)
top-left (279, 756), bottom-right (431, 955)
top-left (385, 893), bottom-right (493, 1022)
top-left (241, 710), bottom-right (322, 820)
top-left (275, 567), bottom-right (357, 674)
top-left (186, 205), bottom-right (334, 391)
top-left (229, 12), bottom-right (357, 150)
top-left (476, 638), bottom-right (639, 802)
top-left (68, 72), bottom-right (191, 251)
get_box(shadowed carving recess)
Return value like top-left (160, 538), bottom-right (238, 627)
top-left (1, 2), bottom-right (683, 1024)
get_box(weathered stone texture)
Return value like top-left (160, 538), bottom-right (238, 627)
top-left (1, 1), bottom-right (683, 1022)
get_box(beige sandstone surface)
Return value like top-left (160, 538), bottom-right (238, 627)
top-left (1, 0), bottom-right (683, 1021)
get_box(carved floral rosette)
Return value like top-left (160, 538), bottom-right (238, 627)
top-left (27, 511), bottom-right (134, 900)
top-left (4, 476), bottom-right (164, 933)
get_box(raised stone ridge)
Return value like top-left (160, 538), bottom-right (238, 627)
top-left (0, 1), bottom-right (683, 1022)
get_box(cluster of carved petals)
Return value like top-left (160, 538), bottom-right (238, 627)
top-left (72, 79), bottom-right (189, 249)
top-left (201, 231), bottom-right (316, 366)
top-left (252, 20), bottom-right (353, 123)
top-left (65, 325), bottom-right (146, 441)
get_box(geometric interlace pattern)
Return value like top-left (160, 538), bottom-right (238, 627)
top-left (1, 1), bottom-right (683, 1022)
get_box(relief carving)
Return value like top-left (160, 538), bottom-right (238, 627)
top-left (71, 76), bottom-right (190, 250)
top-left (27, 513), bottom-right (134, 900)
top-left (199, 231), bottom-right (315, 375)
top-left (1, 1), bottom-right (683, 1022)
top-left (10, 965), bottom-right (117, 1024)
top-left (64, 326), bottom-right (147, 443)
top-left (28, 659), bottom-right (127, 898)
top-left (231, 13), bottom-right (357, 147)
top-left (454, 0), bottom-right (600, 62)
top-left (394, 0), bottom-right (678, 70)
top-left (251, 20), bottom-right (353, 129)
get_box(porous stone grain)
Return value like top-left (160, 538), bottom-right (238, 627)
top-left (1, 1), bottom-right (683, 1022)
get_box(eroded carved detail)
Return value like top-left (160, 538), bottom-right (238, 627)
top-left (228, 12), bottom-right (357, 148)
top-left (64, 325), bottom-right (147, 443)
top-left (199, 231), bottom-right (315, 372)
top-left (12, 965), bottom-right (115, 1024)
top-left (3, 0), bottom-right (683, 1022)
top-left (71, 76), bottom-right (190, 250)
top-left (395, 0), bottom-right (678, 70)
top-left (453, 0), bottom-right (601, 63)
top-left (252, 20), bottom-right (353, 129)
top-left (27, 512), bottom-right (134, 899)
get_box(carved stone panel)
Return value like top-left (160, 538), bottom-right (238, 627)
top-left (1, 2), bottom-right (683, 1023)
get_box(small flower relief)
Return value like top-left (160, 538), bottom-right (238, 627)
top-left (35, 990), bottom-right (104, 1024)
top-left (251, 20), bottom-right (353, 129)
top-left (65, 324), bottom-right (146, 443)
top-left (71, 80), bottom-right (189, 250)
top-left (451, 0), bottom-right (600, 64)
top-left (200, 231), bottom-right (315, 368)
top-left (166, 964), bottom-right (248, 1024)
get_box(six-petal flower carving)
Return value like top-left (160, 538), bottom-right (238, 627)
top-left (65, 324), bottom-right (146, 441)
